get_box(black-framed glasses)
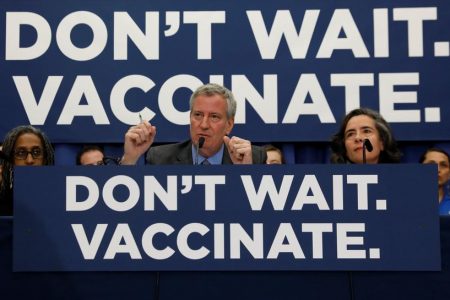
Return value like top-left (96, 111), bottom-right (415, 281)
top-left (102, 156), bottom-right (121, 165)
top-left (14, 147), bottom-right (43, 160)
top-left (82, 156), bottom-right (120, 166)
top-left (84, 160), bottom-right (105, 166)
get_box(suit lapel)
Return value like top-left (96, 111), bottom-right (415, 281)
top-left (173, 140), bottom-right (234, 164)
top-left (222, 146), bottom-right (233, 165)
top-left (175, 140), bottom-right (194, 164)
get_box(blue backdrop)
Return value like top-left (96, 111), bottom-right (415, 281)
top-left (1, 0), bottom-right (449, 144)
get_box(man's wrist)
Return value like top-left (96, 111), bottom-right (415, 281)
top-left (119, 154), bottom-right (138, 165)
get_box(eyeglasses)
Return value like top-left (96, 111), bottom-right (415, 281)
top-left (102, 156), bottom-right (121, 165)
top-left (14, 147), bottom-right (43, 160)
top-left (84, 160), bottom-right (105, 166)
top-left (82, 156), bottom-right (121, 166)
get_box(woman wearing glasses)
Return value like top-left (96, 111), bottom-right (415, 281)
top-left (0, 125), bottom-right (54, 215)
top-left (330, 108), bottom-right (402, 164)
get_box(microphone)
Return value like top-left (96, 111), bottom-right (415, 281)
top-left (199, 137), bottom-right (205, 149)
top-left (364, 139), bottom-right (373, 152)
top-left (362, 138), bottom-right (373, 164)
top-left (195, 137), bottom-right (205, 165)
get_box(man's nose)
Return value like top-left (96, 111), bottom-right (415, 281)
top-left (200, 115), bottom-right (210, 128)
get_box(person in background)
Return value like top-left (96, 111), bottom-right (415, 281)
top-left (263, 144), bottom-right (285, 164)
top-left (330, 108), bottom-right (402, 164)
top-left (120, 83), bottom-right (266, 165)
top-left (419, 148), bottom-right (450, 215)
top-left (0, 125), bottom-right (54, 216)
top-left (76, 145), bottom-right (105, 166)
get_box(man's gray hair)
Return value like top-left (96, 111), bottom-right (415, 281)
top-left (189, 83), bottom-right (237, 119)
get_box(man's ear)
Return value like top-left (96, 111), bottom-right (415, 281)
top-left (226, 117), bottom-right (234, 135)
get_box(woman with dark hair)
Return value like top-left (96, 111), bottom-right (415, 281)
top-left (330, 108), bottom-right (402, 164)
top-left (0, 125), bottom-right (54, 215)
top-left (419, 147), bottom-right (450, 215)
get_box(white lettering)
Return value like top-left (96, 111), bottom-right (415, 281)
top-left (379, 73), bottom-right (420, 122)
top-left (6, 12), bottom-right (51, 60)
top-left (282, 74), bottom-right (335, 123)
top-left (336, 223), bottom-right (366, 259)
top-left (242, 175), bottom-right (293, 211)
top-left (66, 176), bottom-right (99, 211)
top-left (56, 11), bottom-right (107, 61)
top-left (247, 10), bottom-right (319, 59)
top-left (114, 12), bottom-right (159, 60)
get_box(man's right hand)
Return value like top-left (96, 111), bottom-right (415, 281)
top-left (121, 121), bottom-right (156, 165)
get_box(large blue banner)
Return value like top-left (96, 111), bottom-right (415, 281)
top-left (13, 165), bottom-right (440, 271)
top-left (1, 0), bottom-right (449, 143)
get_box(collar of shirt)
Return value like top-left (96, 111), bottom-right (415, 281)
top-left (191, 144), bottom-right (224, 165)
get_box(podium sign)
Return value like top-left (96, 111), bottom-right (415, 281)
top-left (13, 165), bottom-right (440, 271)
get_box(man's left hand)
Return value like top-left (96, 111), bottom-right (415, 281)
top-left (224, 136), bottom-right (253, 164)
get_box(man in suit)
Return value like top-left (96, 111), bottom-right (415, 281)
top-left (121, 83), bottom-right (266, 165)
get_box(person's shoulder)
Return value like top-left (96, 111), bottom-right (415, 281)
top-left (150, 140), bottom-right (190, 153)
top-left (439, 195), bottom-right (450, 216)
top-left (442, 195), bottom-right (450, 204)
top-left (251, 144), bottom-right (267, 164)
